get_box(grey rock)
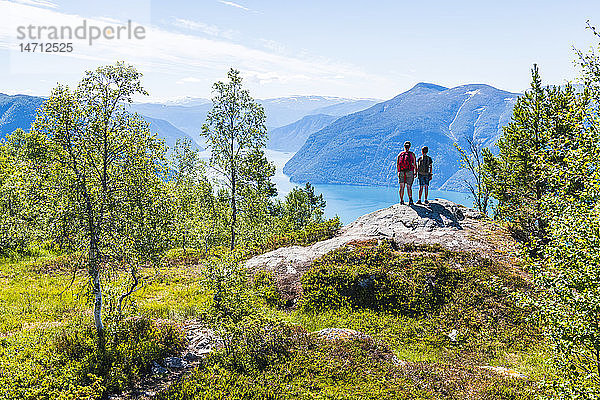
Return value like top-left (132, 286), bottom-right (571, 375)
top-left (245, 199), bottom-right (500, 301)
top-left (151, 361), bottom-right (168, 376)
top-left (164, 356), bottom-right (187, 369)
top-left (313, 328), bottom-right (369, 341)
top-left (448, 329), bottom-right (459, 342)
top-left (183, 352), bottom-right (199, 362)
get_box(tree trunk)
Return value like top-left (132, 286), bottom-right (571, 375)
top-left (231, 169), bottom-right (236, 250)
top-left (89, 234), bottom-right (104, 337)
top-left (230, 135), bottom-right (236, 250)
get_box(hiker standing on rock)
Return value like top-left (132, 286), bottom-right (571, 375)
top-left (417, 146), bottom-right (433, 204)
top-left (397, 141), bottom-right (417, 205)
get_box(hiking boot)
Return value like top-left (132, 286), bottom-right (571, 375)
top-left (409, 199), bottom-right (414, 206)
top-left (416, 200), bottom-right (422, 204)
top-left (424, 199), bottom-right (429, 204)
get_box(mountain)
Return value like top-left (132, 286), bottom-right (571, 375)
top-left (0, 93), bottom-right (197, 152)
top-left (0, 93), bottom-right (45, 139)
top-left (259, 96), bottom-right (380, 127)
top-left (130, 96), bottom-right (381, 141)
top-left (309, 99), bottom-right (382, 117)
top-left (283, 83), bottom-right (519, 189)
top-left (267, 114), bottom-right (338, 152)
top-left (143, 116), bottom-right (200, 152)
top-left (128, 103), bottom-right (212, 144)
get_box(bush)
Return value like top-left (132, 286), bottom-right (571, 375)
top-left (300, 242), bottom-right (458, 315)
top-left (158, 319), bottom-right (430, 400)
top-left (248, 218), bottom-right (341, 256)
top-left (217, 318), bottom-right (305, 373)
top-left (296, 242), bottom-right (537, 361)
top-left (252, 270), bottom-right (283, 308)
top-left (0, 316), bottom-right (185, 399)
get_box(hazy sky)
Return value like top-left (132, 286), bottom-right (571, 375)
top-left (0, 0), bottom-right (598, 101)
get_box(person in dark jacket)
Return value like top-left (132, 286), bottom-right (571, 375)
top-left (416, 146), bottom-right (433, 204)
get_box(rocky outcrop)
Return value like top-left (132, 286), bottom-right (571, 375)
top-left (110, 321), bottom-right (223, 400)
top-left (313, 328), bottom-right (370, 341)
top-left (246, 199), bottom-right (520, 304)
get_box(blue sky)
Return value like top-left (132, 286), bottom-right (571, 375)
top-left (0, 0), bottom-right (598, 101)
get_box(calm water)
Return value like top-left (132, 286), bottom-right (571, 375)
top-left (266, 149), bottom-right (473, 225)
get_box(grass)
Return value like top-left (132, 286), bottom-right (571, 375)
top-left (0, 239), bottom-right (557, 399)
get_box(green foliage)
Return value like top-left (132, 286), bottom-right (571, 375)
top-left (517, 27), bottom-right (600, 398)
top-left (0, 317), bottom-right (184, 399)
top-left (157, 313), bottom-right (542, 400)
top-left (454, 137), bottom-right (491, 215)
top-left (203, 250), bottom-right (258, 324)
top-left (281, 182), bottom-right (327, 230)
top-left (483, 64), bottom-right (584, 246)
top-left (30, 62), bottom-right (174, 333)
top-left (0, 129), bottom-right (54, 255)
top-left (532, 199), bottom-right (600, 397)
top-left (218, 318), bottom-right (299, 374)
top-left (248, 217), bottom-right (341, 256)
top-left (201, 68), bottom-right (273, 250)
top-left (169, 138), bottom-right (214, 252)
top-left (296, 243), bottom-right (536, 360)
top-left (300, 242), bottom-right (459, 315)
top-left (157, 319), bottom-right (430, 400)
top-left (252, 270), bottom-right (283, 308)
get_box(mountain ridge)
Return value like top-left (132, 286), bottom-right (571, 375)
top-left (267, 114), bottom-right (338, 152)
top-left (283, 83), bottom-right (520, 189)
top-left (0, 94), bottom-right (198, 153)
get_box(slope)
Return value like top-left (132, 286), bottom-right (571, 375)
top-left (283, 83), bottom-right (518, 189)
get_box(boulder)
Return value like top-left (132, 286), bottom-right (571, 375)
top-left (164, 356), bottom-right (187, 369)
top-left (151, 361), bottom-right (168, 376)
top-left (246, 199), bottom-right (517, 302)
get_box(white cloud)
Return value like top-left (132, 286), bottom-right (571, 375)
top-left (172, 18), bottom-right (235, 39)
top-left (176, 77), bottom-right (203, 84)
top-left (260, 39), bottom-right (286, 53)
top-left (9, 0), bottom-right (56, 9)
top-left (0, 0), bottom-right (392, 98)
top-left (95, 16), bottom-right (122, 24)
top-left (218, 0), bottom-right (250, 12)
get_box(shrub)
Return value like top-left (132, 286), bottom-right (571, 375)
top-left (54, 317), bottom-right (185, 392)
top-left (217, 317), bottom-right (305, 374)
top-left (252, 270), bottom-right (283, 308)
top-left (247, 218), bottom-right (341, 256)
top-left (300, 242), bottom-right (458, 315)
top-left (0, 316), bottom-right (185, 399)
top-left (158, 319), bottom-right (430, 400)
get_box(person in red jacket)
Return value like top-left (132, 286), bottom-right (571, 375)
top-left (396, 141), bottom-right (417, 205)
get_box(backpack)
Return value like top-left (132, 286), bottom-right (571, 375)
top-left (417, 155), bottom-right (432, 174)
top-left (397, 151), bottom-right (413, 172)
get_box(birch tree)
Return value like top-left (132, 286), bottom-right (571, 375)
top-left (201, 68), bottom-right (269, 250)
top-left (33, 62), bottom-right (170, 338)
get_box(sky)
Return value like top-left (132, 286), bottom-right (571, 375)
top-left (0, 0), bottom-right (598, 102)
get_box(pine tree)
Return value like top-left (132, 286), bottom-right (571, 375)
top-left (483, 65), bottom-right (581, 247)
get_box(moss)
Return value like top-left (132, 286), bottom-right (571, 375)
top-left (300, 242), bottom-right (460, 316)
